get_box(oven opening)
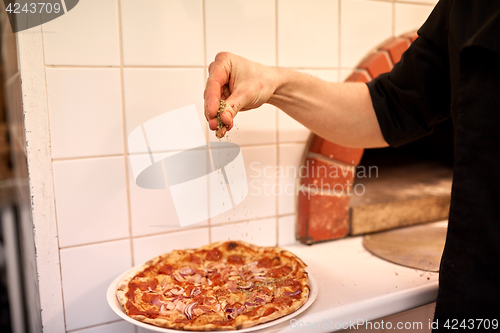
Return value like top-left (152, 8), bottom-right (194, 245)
top-left (350, 118), bottom-right (454, 235)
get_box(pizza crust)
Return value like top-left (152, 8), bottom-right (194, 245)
top-left (115, 241), bottom-right (310, 331)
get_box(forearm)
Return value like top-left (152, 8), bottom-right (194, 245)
top-left (205, 52), bottom-right (389, 147)
top-left (268, 68), bottom-right (388, 148)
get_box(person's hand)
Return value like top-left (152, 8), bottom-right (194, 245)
top-left (204, 52), bottom-right (278, 138)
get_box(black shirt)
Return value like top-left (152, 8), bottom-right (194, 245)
top-left (367, 0), bottom-right (500, 329)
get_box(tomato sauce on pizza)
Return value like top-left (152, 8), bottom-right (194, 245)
top-left (116, 241), bottom-right (309, 330)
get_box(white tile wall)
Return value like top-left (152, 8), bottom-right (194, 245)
top-left (205, 0), bottom-right (276, 66)
top-left (397, 0), bottom-right (438, 4)
top-left (340, 0), bottom-right (393, 68)
top-left (120, 0), bottom-right (204, 66)
top-left (278, 0), bottom-right (339, 68)
top-left (42, 0), bottom-right (120, 65)
top-left (123, 68), bottom-right (207, 152)
top-left (60, 240), bottom-right (132, 331)
top-left (69, 321), bottom-right (135, 333)
top-left (211, 218), bottom-right (277, 247)
top-left (278, 215), bottom-right (298, 246)
top-left (340, 68), bottom-right (355, 82)
top-left (46, 68), bottom-right (124, 159)
top-left (278, 143), bottom-right (306, 215)
top-left (277, 112), bottom-right (311, 143)
top-left (210, 104), bottom-right (277, 145)
top-left (53, 157), bottom-right (129, 247)
top-left (210, 145), bottom-right (277, 224)
top-left (18, 0), bottom-right (437, 331)
top-left (133, 228), bottom-right (209, 265)
top-left (128, 153), bottom-right (182, 236)
top-left (395, 3), bottom-right (434, 36)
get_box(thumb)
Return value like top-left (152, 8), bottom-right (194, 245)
top-left (219, 89), bottom-right (255, 129)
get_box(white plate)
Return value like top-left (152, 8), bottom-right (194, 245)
top-left (107, 267), bottom-right (318, 332)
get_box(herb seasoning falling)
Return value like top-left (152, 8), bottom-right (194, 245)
top-left (216, 100), bottom-right (227, 139)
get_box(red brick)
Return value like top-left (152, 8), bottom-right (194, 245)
top-left (308, 137), bottom-right (364, 166)
top-left (358, 51), bottom-right (392, 79)
top-left (345, 70), bottom-right (371, 83)
top-left (379, 38), bottom-right (411, 64)
top-left (308, 195), bottom-right (350, 241)
top-left (296, 30), bottom-right (422, 246)
top-left (402, 31), bottom-right (418, 43)
top-left (300, 157), bottom-right (355, 189)
top-left (319, 141), bottom-right (364, 166)
top-left (297, 191), bottom-right (310, 243)
top-left (296, 191), bottom-right (350, 244)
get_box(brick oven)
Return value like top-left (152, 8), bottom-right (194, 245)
top-left (297, 32), bottom-right (454, 244)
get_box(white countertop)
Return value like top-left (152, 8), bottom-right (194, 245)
top-left (263, 234), bottom-right (439, 332)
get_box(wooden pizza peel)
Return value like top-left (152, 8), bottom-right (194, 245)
top-left (362, 221), bottom-right (448, 272)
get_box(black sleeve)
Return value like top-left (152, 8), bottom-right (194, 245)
top-left (367, 0), bottom-right (452, 147)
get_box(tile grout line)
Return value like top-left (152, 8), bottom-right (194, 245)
top-left (44, 64), bottom-right (351, 70)
top-left (44, 64), bottom-right (206, 69)
top-left (58, 237), bottom-right (131, 251)
top-left (52, 153), bottom-right (126, 162)
top-left (65, 319), bottom-right (123, 333)
top-left (50, 141), bottom-right (310, 162)
top-left (115, 0), bottom-right (135, 270)
top-left (393, 0), bottom-right (437, 6)
top-left (55, 229), bottom-right (215, 250)
top-left (209, 215), bottom-right (283, 232)
top-left (338, 0), bottom-right (342, 81)
top-left (56, 214), bottom-right (286, 251)
top-left (274, 0), bottom-right (280, 247)
top-left (201, 0), bottom-right (212, 244)
top-left (39, 17), bottom-right (68, 331)
top-left (277, 213), bottom-right (295, 219)
top-left (58, 224), bottom-right (210, 250)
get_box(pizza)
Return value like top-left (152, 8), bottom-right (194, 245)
top-left (116, 241), bottom-right (309, 331)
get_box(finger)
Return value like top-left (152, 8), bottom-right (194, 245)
top-left (219, 89), bottom-right (256, 127)
top-left (219, 105), bottom-right (236, 127)
top-left (221, 85), bottom-right (230, 100)
top-left (205, 78), bottom-right (223, 120)
top-left (205, 61), bottom-right (230, 119)
top-left (208, 118), bottom-right (219, 131)
top-left (215, 126), bottom-right (227, 139)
